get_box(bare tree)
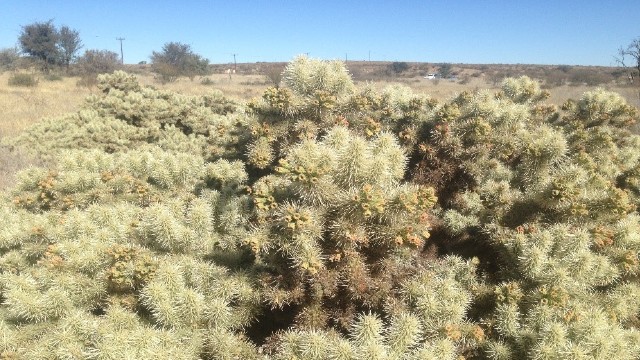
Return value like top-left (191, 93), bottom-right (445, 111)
top-left (616, 37), bottom-right (640, 84)
top-left (263, 63), bottom-right (286, 87)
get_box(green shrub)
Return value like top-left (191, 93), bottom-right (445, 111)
top-left (7, 72), bottom-right (38, 87)
top-left (390, 61), bottom-right (409, 74)
top-left (151, 42), bottom-right (210, 83)
top-left (200, 77), bottom-right (215, 85)
top-left (74, 49), bottom-right (121, 88)
top-left (0, 47), bottom-right (20, 71)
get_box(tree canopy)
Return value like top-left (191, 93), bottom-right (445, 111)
top-left (150, 41), bottom-right (210, 82)
top-left (18, 20), bottom-right (83, 71)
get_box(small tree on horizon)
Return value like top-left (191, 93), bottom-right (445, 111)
top-left (150, 42), bottom-right (210, 83)
top-left (438, 63), bottom-right (453, 78)
top-left (263, 63), bottom-right (286, 87)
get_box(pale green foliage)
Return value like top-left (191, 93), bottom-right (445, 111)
top-left (500, 75), bottom-right (549, 104)
top-left (97, 70), bottom-right (140, 93)
top-left (0, 145), bottom-right (259, 358)
top-left (4, 71), bottom-right (250, 161)
top-left (244, 58), bottom-right (436, 177)
top-left (571, 88), bottom-right (637, 128)
top-left (140, 257), bottom-right (258, 330)
top-left (412, 77), bottom-right (640, 359)
top-left (248, 127), bottom-right (435, 275)
top-left (272, 315), bottom-right (457, 360)
top-left (2, 59), bottom-right (640, 359)
top-left (283, 55), bottom-right (355, 97)
top-left (402, 257), bottom-right (477, 335)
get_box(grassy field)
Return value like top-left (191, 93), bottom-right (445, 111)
top-left (0, 63), bottom-right (638, 189)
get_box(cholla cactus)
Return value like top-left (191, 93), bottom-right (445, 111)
top-left (282, 55), bottom-right (355, 98)
top-left (268, 256), bottom-right (483, 359)
top-left (499, 75), bottom-right (549, 104)
top-left (410, 76), bottom-right (640, 358)
top-left (0, 146), bottom-right (260, 358)
top-left (244, 58), bottom-right (436, 177)
top-left (245, 126), bottom-right (438, 335)
top-left (4, 71), bottom-right (252, 161)
top-left (2, 58), bottom-right (640, 359)
top-left (96, 70), bottom-right (141, 93)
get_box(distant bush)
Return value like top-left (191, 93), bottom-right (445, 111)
top-left (7, 72), bottom-right (38, 87)
top-left (0, 47), bottom-right (21, 71)
top-left (200, 77), bottom-right (214, 85)
top-left (569, 67), bottom-right (610, 86)
top-left (75, 49), bottom-right (120, 74)
top-left (438, 62), bottom-right (453, 78)
top-left (263, 64), bottom-right (285, 87)
top-left (75, 49), bottom-right (121, 88)
top-left (542, 69), bottom-right (568, 88)
top-left (151, 42), bottom-right (210, 83)
top-left (390, 61), bottom-right (409, 74)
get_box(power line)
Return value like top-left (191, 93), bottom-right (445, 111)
top-left (116, 37), bottom-right (125, 64)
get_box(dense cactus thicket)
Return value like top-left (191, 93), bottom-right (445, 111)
top-left (2, 55), bottom-right (640, 359)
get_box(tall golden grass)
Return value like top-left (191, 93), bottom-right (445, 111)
top-left (0, 72), bottom-right (91, 139)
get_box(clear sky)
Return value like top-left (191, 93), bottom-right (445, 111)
top-left (1, 0), bottom-right (637, 66)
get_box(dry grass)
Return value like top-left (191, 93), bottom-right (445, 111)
top-left (360, 76), bottom-right (493, 100)
top-left (0, 72), bottom-right (91, 139)
top-left (0, 72), bottom-right (90, 191)
top-left (361, 74), bottom-right (640, 109)
top-left (136, 73), bottom-right (271, 100)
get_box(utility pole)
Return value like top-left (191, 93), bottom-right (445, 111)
top-left (232, 53), bottom-right (237, 72)
top-left (116, 37), bottom-right (125, 64)
top-left (368, 50), bottom-right (371, 62)
top-left (345, 53), bottom-right (348, 63)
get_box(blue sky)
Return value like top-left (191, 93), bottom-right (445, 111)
top-left (1, 1), bottom-right (637, 66)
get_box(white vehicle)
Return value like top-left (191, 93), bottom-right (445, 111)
top-left (424, 73), bottom-right (437, 79)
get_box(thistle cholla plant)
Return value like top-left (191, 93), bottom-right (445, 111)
top-left (0, 58), bottom-right (639, 360)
